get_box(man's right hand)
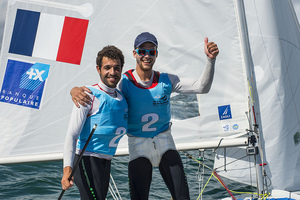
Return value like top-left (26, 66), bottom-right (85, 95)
top-left (70, 86), bottom-right (92, 108)
top-left (61, 166), bottom-right (74, 190)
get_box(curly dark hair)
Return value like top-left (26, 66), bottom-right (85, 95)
top-left (96, 45), bottom-right (125, 68)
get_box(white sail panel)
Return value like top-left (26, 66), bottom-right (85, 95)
top-left (247, 0), bottom-right (300, 192)
top-left (214, 0), bottom-right (300, 194)
top-left (0, 0), bottom-right (250, 164)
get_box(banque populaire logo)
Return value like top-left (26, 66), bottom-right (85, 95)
top-left (0, 59), bottom-right (50, 109)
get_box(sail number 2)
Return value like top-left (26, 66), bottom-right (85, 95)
top-left (142, 113), bottom-right (159, 132)
top-left (109, 127), bottom-right (126, 147)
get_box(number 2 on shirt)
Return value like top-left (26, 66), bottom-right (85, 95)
top-left (109, 127), bottom-right (126, 147)
top-left (142, 113), bottom-right (159, 132)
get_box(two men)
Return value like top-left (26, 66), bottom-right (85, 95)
top-left (61, 46), bottom-right (128, 200)
top-left (71, 32), bottom-right (219, 199)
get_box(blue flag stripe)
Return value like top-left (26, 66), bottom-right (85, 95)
top-left (9, 9), bottom-right (40, 56)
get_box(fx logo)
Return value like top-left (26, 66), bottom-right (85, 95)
top-left (26, 68), bottom-right (45, 81)
top-left (20, 62), bottom-right (50, 91)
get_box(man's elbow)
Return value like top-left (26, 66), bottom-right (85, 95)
top-left (200, 86), bottom-right (211, 94)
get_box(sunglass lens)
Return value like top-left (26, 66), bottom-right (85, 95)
top-left (138, 49), bottom-right (146, 56)
top-left (149, 50), bottom-right (156, 56)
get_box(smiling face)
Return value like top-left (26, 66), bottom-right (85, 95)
top-left (133, 42), bottom-right (158, 72)
top-left (97, 57), bottom-right (122, 88)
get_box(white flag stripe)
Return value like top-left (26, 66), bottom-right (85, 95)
top-left (32, 13), bottom-right (65, 60)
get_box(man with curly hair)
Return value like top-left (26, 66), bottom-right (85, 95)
top-left (61, 45), bottom-right (128, 200)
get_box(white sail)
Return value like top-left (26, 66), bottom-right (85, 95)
top-left (0, 0), bottom-right (249, 164)
top-left (0, 0), bottom-right (299, 198)
top-left (214, 0), bottom-right (300, 197)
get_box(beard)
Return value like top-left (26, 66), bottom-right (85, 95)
top-left (137, 59), bottom-right (154, 72)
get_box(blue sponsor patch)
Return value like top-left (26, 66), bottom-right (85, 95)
top-left (222, 124), bottom-right (230, 131)
top-left (218, 105), bottom-right (232, 120)
top-left (0, 59), bottom-right (50, 109)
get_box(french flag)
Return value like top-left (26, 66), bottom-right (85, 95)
top-left (9, 9), bottom-right (89, 65)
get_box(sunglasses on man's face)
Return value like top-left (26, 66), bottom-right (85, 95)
top-left (135, 49), bottom-right (158, 57)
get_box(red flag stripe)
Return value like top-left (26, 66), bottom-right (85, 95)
top-left (56, 17), bottom-right (89, 65)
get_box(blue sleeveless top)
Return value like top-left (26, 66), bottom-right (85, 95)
top-left (121, 70), bottom-right (172, 138)
top-left (77, 87), bottom-right (128, 155)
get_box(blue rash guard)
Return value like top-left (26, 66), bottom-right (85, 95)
top-left (121, 70), bottom-right (172, 138)
top-left (77, 87), bottom-right (128, 155)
